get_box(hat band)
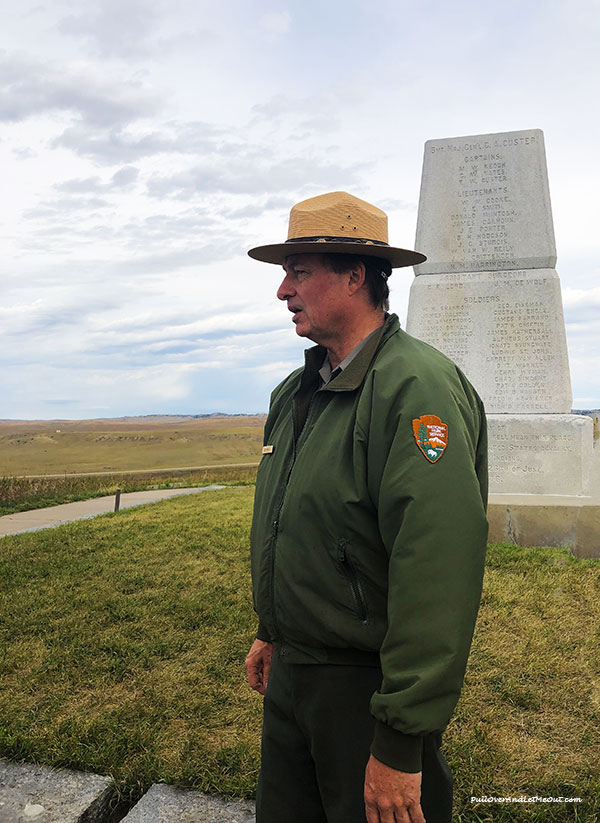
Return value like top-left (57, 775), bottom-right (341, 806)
top-left (285, 235), bottom-right (389, 247)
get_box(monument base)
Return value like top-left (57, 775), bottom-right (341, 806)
top-left (487, 418), bottom-right (600, 558)
top-left (487, 414), bottom-right (594, 496)
top-left (488, 494), bottom-right (600, 559)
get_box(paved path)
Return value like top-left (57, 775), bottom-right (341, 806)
top-left (0, 486), bottom-right (225, 538)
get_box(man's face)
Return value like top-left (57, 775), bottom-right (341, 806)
top-left (276, 254), bottom-right (347, 343)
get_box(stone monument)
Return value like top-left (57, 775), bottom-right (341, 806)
top-left (406, 129), bottom-right (599, 556)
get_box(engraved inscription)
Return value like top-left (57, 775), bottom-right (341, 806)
top-left (415, 130), bottom-right (556, 273)
top-left (487, 423), bottom-right (579, 491)
top-left (406, 270), bottom-right (572, 414)
top-left (448, 153), bottom-right (519, 268)
top-left (429, 136), bottom-right (539, 154)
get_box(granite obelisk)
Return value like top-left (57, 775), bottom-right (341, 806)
top-left (406, 129), bottom-right (598, 555)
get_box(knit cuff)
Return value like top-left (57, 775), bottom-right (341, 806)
top-left (370, 721), bottom-right (424, 773)
top-left (256, 621), bottom-right (272, 642)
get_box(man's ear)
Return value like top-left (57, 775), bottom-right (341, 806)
top-left (347, 261), bottom-right (366, 295)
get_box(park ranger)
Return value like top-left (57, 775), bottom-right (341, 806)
top-left (245, 191), bottom-right (488, 823)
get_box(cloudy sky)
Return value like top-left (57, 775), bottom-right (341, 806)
top-left (2, 0), bottom-right (599, 419)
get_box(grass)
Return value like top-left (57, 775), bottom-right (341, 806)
top-left (449, 543), bottom-right (600, 821)
top-left (0, 465), bottom-right (258, 516)
top-left (1, 490), bottom-right (599, 821)
top-left (0, 487), bottom-right (261, 811)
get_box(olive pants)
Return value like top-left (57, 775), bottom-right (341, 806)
top-left (256, 652), bottom-right (453, 823)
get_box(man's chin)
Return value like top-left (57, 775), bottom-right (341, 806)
top-left (293, 321), bottom-right (309, 338)
top-left (295, 327), bottom-right (321, 346)
top-left (292, 317), bottom-right (319, 342)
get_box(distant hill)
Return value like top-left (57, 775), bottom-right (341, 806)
top-left (0, 413), bottom-right (267, 426)
top-left (2, 410), bottom-right (597, 426)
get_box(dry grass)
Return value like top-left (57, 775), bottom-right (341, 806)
top-left (448, 544), bottom-right (600, 820)
top-left (0, 495), bottom-right (598, 821)
top-left (0, 416), bottom-right (265, 476)
top-left (0, 465), bottom-right (258, 515)
top-left (0, 488), bottom-right (262, 805)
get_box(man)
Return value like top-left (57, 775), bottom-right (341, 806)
top-left (245, 192), bottom-right (488, 823)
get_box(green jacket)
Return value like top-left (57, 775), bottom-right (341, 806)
top-left (250, 313), bottom-right (488, 771)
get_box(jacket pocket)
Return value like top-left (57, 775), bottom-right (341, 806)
top-left (337, 540), bottom-right (369, 625)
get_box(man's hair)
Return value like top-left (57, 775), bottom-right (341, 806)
top-left (321, 253), bottom-right (391, 312)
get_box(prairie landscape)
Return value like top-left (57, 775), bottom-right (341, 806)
top-left (0, 415), bottom-right (266, 477)
top-left (0, 415), bottom-right (263, 515)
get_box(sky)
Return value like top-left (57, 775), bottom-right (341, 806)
top-left (1, 0), bottom-right (599, 419)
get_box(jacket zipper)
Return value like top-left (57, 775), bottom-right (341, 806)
top-left (338, 540), bottom-right (368, 625)
top-left (269, 393), bottom-right (320, 640)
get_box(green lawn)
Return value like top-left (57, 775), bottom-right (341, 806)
top-left (0, 465), bottom-right (258, 516)
top-left (0, 487), bottom-right (598, 821)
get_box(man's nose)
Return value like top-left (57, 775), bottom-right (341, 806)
top-left (276, 272), bottom-right (295, 301)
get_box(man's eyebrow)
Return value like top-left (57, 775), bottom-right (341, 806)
top-left (284, 262), bottom-right (310, 273)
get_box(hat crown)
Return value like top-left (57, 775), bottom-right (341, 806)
top-left (247, 189), bottom-right (426, 268)
top-left (287, 191), bottom-right (389, 245)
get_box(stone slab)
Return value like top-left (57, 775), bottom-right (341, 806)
top-left (589, 433), bottom-right (600, 502)
top-left (487, 414), bottom-right (594, 495)
top-left (488, 495), bottom-right (600, 558)
top-left (0, 759), bottom-right (114, 822)
top-left (405, 269), bottom-right (571, 413)
top-left (121, 784), bottom-right (255, 822)
top-left (573, 502), bottom-right (600, 558)
top-left (414, 128), bottom-right (556, 274)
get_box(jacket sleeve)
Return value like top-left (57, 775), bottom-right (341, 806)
top-left (364, 363), bottom-right (488, 772)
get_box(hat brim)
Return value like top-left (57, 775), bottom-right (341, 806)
top-left (248, 241), bottom-right (426, 269)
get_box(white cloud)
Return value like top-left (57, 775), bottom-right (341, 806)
top-left (146, 155), bottom-right (368, 198)
top-left (1, 0), bottom-right (599, 418)
top-left (259, 11), bottom-right (292, 37)
top-left (53, 166), bottom-right (139, 194)
top-left (562, 286), bottom-right (600, 310)
top-left (58, 0), bottom-right (162, 58)
top-left (0, 53), bottom-right (161, 127)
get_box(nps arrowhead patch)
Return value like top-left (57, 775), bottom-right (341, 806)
top-left (412, 414), bottom-right (448, 463)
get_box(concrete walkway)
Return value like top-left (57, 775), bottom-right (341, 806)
top-left (0, 486), bottom-right (225, 538)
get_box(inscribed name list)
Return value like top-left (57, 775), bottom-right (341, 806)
top-left (405, 269), bottom-right (572, 414)
top-left (414, 129), bottom-right (556, 274)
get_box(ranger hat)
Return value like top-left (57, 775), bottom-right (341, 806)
top-left (248, 191), bottom-right (426, 269)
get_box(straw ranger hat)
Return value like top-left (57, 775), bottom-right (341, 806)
top-left (248, 191), bottom-right (426, 269)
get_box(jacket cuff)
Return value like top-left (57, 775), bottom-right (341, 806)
top-left (256, 621), bottom-right (272, 642)
top-left (370, 721), bottom-right (424, 773)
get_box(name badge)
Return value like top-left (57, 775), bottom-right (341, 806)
top-left (262, 445), bottom-right (274, 454)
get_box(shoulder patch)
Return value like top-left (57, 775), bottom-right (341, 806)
top-left (412, 415), bottom-right (448, 463)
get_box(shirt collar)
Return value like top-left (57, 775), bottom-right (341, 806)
top-left (318, 325), bottom-right (384, 386)
top-left (301, 313), bottom-right (400, 393)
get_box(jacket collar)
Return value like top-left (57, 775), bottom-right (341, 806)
top-left (303, 313), bottom-right (400, 392)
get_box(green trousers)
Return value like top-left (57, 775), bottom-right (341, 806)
top-left (256, 651), bottom-right (453, 823)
